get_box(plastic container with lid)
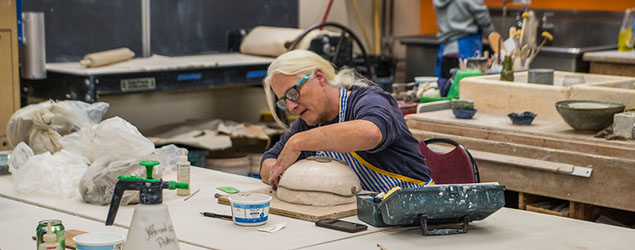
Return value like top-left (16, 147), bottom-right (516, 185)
top-left (177, 155), bottom-right (191, 196)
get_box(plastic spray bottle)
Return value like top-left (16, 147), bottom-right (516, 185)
top-left (105, 160), bottom-right (188, 250)
top-left (39, 220), bottom-right (61, 250)
top-left (177, 155), bottom-right (191, 196)
top-left (618, 8), bottom-right (634, 52)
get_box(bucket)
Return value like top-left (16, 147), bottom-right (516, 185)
top-left (188, 149), bottom-right (208, 168)
top-left (228, 193), bottom-right (272, 226)
top-left (73, 232), bottom-right (124, 250)
top-left (206, 153), bottom-right (250, 176)
top-left (247, 153), bottom-right (263, 179)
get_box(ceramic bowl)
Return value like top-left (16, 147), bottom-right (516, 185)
top-left (452, 108), bottom-right (477, 119)
top-left (555, 100), bottom-right (625, 131)
top-left (508, 111), bottom-right (537, 125)
top-left (450, 100), bottom-right (475, 110)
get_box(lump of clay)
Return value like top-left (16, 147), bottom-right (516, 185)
top-left (277, 156), bottom-right (361, 206)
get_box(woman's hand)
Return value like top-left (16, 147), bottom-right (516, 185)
top-left (268, 136), bottom-right (301, 189)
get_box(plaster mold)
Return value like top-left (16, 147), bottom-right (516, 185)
top-left (277, 156), bottom-right (361, 206)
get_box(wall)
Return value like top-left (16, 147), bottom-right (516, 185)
top-left (299, 0), bottom-right (421, 82)
top-left (26, 1), bottom-right (421, 134)
top-left (419, 0), bottom-right (634, 35)
top-left (22, 0), bottom-right (298, 62)
top-left (100, 87), bottom-right (269, 133)
top-left (484, 0), bottom-right (635, 12)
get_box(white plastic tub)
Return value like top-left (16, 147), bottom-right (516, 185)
top-left (73, 232), bottom-right (125, 250)
top-left (228, 193), bottom-right (272, 226)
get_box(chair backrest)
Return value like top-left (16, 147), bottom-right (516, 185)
top-left (419, 138), bottom-right (479, 184)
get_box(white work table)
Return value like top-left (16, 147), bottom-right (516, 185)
top-left (2, 167), bottom-right (634, 249)
top-left (0, 197), bottom-right (206, 250)
top-left (0, 167), bottom-right (384, 250)
top-left (21, 53), bottom-right (274, 103)
top-left (304, 208), bottom-right (635, 250)
top-left (46, 53), bottom-right (274, 76)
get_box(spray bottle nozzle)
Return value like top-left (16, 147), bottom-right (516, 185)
top-left (105, 161), bottom-right (188, 226)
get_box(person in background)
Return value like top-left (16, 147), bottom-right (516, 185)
top-left (434, 0), bottom-right (496, 79)
top-left (260, 50), bottom-right (433, 193)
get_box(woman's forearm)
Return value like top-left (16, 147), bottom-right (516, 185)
top-left (290, 120), bottom-right (382, 153)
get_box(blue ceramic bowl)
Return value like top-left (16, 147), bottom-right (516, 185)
top-left (508, 111), bottom-right (537, 125)
top-left (452, 108), bottom-right (477, 119)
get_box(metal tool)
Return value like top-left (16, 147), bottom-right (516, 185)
top-left (200, 212), bottom-right (233, 221)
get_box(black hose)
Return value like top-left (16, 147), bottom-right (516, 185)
top-left (288, 22), bottom-right (373, 78)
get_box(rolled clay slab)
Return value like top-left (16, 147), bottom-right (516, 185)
top-left (277, 156), bottom-right (361, 206)
top-left (80, 47), bottom-right (135, 68)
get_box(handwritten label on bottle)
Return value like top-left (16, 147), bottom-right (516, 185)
top-left (145, 222), bottom-right (178, 248)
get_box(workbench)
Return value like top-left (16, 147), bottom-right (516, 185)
top-left (0, 197), bottom-right (206, 250)
top-left (21, 53), bottom-right (274, 103)
top-left (406, 110), bottom-right (635, 215)
top-left (1, 167), bottom-right (633, 249)
top-left (583, 50), bottom-right (635, 77)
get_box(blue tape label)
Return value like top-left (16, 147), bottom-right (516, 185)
top-left (246, 70), bottom-right (267, 79)
top-left (177, 73), bottom-right (203, 81)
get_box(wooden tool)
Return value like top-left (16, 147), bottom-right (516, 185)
top-left (519, 12), bottom-right (530, 46)
top-left (488, 32), bottom-right (501, 64)
top-left (520, 45), bottom-right (530, 68)
top-left (488, 32), bottom-right (501, 54)
top-left (507, 27), bottom-right (518, 58)
top-left (526, 31), bottom-right (554, 67)
top-left (217, 188), bottom-right (357, 222)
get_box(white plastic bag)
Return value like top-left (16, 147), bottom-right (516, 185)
top-left (79, 157), bottom-right (161, 205)
top-left (7, 142), bottom-right (35, 173)
top-left (9, 148), bottom-right (89, 198)
top-left (79, 145), bottom-right (183, 205)
top-left (154, 144), bottom-right (187, 173)
top-left (7, 100), bottom-right (109, 154)
top-left (59, 117), bottom-right (155, 163)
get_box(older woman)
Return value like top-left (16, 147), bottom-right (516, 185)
top-left (260, 50), bottom-right (433, 192)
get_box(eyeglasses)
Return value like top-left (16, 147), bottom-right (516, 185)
top-left (276, 73), bottom-right (311, 110)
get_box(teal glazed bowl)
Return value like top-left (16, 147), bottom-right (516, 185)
top-left (555, 100), bottom-right (625, 131)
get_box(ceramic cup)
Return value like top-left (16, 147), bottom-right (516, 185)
top-left (528, 68), bottom-right (554, 85)
top-left (73, 232), bottom-right (125, 250)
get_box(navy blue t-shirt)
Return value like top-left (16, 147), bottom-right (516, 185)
top-left (262, 85), bottom-right (431, 182)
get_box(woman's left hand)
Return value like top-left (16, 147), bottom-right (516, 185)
top-left (268, 136), bottom-right (301, 189)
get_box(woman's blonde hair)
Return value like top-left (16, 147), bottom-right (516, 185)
top-left (263, 50), bottom-right (370, 129)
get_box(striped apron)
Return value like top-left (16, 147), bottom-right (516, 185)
top-left (316, 88), bottom-right (434, 193)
